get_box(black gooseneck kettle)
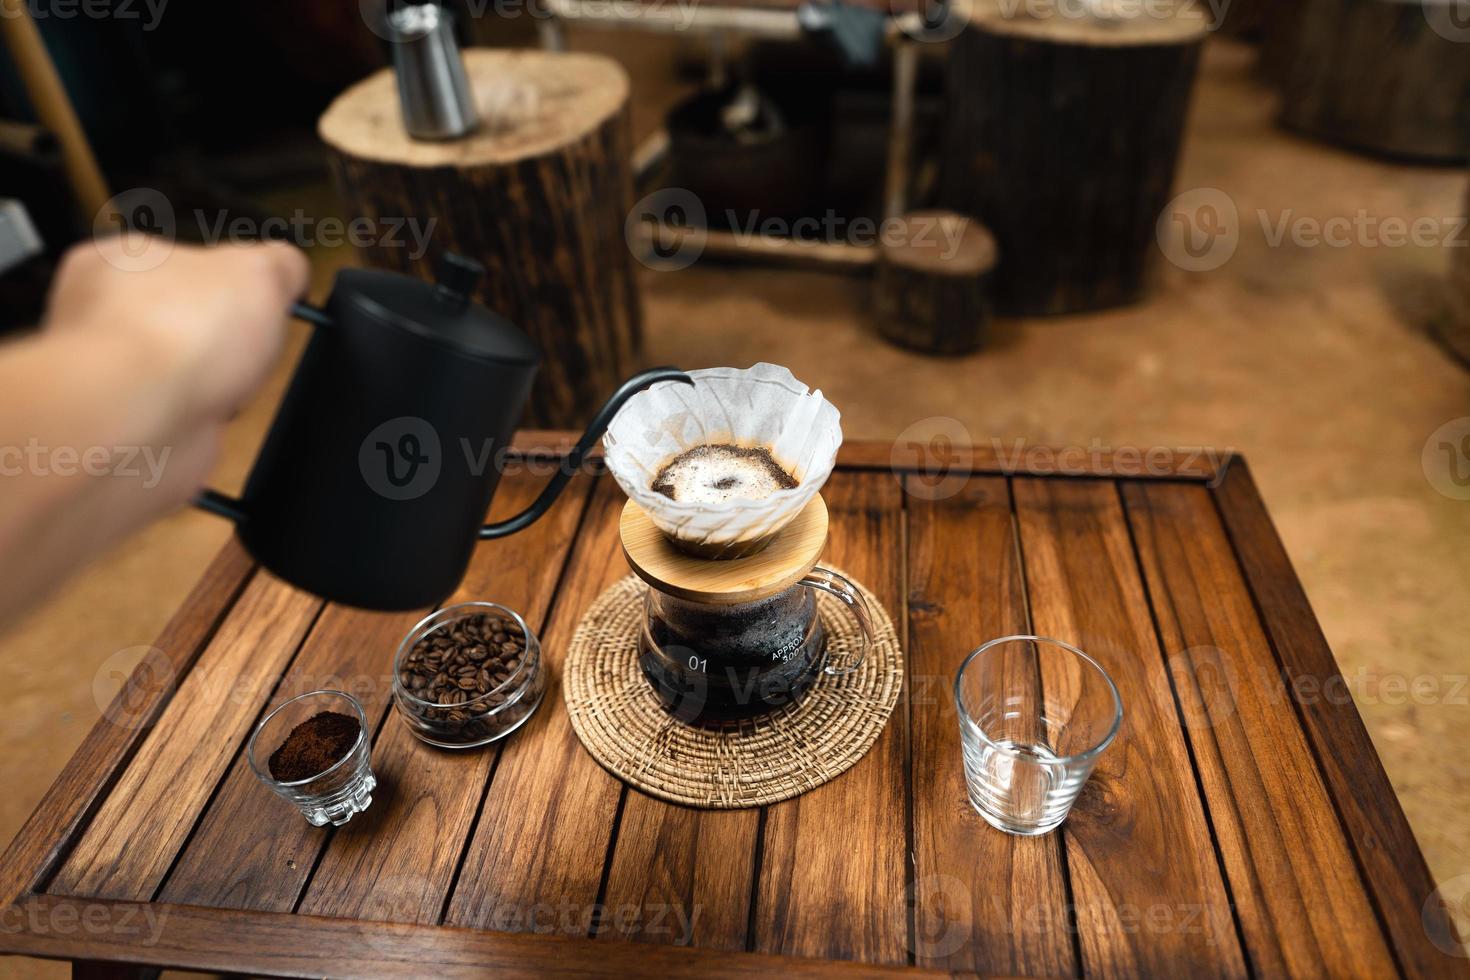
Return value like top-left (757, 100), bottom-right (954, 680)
top-left (195, 254), bottom-right (691, 610)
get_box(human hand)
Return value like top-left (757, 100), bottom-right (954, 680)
top-left (47, 237), bottom-right (310, 420)
top-left (0, 236), bottom-right (309, 623)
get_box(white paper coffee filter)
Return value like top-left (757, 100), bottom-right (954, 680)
top-left (603, 363), bottom-right (842, 553)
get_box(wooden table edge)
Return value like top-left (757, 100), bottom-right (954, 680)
top-left (0, 897), bottom-right (962, 979)
top-left (1210, 458), bottom-right (1465, 974)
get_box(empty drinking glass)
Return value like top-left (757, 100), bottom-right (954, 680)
top-left (248, 690), bottom-right (376, 826)
top-left (953, 635), bottom-right (1122, 835)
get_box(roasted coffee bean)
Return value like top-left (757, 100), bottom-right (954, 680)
top-left (399, 611), bottom-right (533, 743)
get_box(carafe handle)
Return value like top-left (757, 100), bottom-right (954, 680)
top-left (799, 566), bottom-right (872, 675)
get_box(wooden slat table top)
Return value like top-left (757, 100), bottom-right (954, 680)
top-left (2, 435), bottom-right (1463, 978)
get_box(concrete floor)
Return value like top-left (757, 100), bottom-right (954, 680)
top-left (3, 34), bottom-right (1468, 978)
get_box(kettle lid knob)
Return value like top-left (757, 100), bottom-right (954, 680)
top-left (435, 252), bottom-right (484, 307)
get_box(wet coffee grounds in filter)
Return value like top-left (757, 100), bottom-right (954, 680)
top-left (651, 444), bottom-right (797, 504)
top-left (268, 711), bottom-right (360, 782)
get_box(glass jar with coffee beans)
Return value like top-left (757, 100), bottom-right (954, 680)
top-left (391, 602), bottom-right (546, 748)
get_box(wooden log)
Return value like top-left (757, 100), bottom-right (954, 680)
top-left (319, 50), bottom-right (643, 428)
top-left (1217, 0), bottom-right (1267, 38)
top-left (874, 210), bottom-right (996, 354)
top-left (1256, 0), bottom-right (1302, 89)
top-left (1437, 179), bottom-right (1470, 367)
top-left (1277, 0), bottom-right (1470, 162)
top-left (940, 3), bottom-right (1208, 315)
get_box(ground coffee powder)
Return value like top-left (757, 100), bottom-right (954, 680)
top-left (268, 710), bottom-right (360, 782)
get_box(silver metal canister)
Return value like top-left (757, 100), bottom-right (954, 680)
top-left (388, 3), bottom-right (479, 141)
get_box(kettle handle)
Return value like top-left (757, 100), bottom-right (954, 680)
top-left (479, 366), bottom-right (694, 539)
top-left (191, 301), bottom-right (335, 525)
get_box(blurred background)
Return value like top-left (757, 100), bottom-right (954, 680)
top-left (0, 0), bottom-right (1467, 975)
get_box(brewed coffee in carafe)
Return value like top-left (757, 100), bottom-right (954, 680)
top-left (640, 587), bottom-right (827, 723)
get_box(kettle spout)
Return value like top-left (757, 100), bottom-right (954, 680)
top-left (479, 367), bottom-right (694, 539)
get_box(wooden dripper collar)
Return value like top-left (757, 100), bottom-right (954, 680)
top-left (619, 495), bottom-right (829, 605)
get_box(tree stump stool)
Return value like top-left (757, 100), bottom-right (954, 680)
top-left (941, 3), bottom-right (1208, 315)
top-left (1438, 181), bottom-right (1470, 367)
top-left (319, 50), bottom-right (642, 428)
top-left (875, 210), bottom-right (997, 355)
top-left (1276, 0), bottom-right (1470, 162)
top-left (1217, 0), bottom-right (1266, 39)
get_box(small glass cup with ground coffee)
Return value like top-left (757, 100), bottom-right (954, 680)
top-left (248, 690), bottom-right (375, 826)
top-left (391, 601), bottom-right (546, 748)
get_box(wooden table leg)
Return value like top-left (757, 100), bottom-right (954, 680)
top-left (70, 961), bottom-right (159, 980)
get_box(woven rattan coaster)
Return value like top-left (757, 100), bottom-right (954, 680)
top-left (563, 570), bottom-right (903, 808)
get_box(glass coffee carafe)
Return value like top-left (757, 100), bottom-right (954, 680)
top-left (622, 494), bottom-right (871, 724)
top-left (640, 566), bottom-right (871, 722)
